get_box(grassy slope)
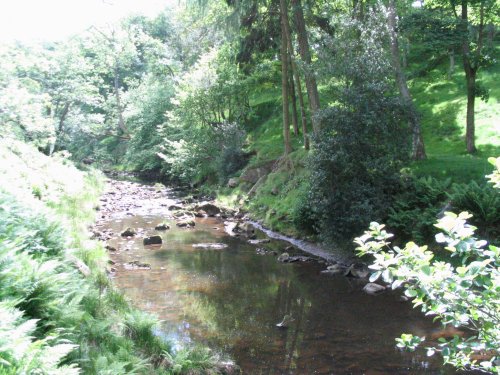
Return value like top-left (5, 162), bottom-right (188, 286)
top-left (217, 53), bottom-right (500, 237)
top-left (409, 52), bottom-right (500, 183)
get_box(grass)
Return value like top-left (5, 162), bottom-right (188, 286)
top-left (409, 50), bottom-right (500, 183)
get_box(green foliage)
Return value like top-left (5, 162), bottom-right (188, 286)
top-left (158, 46), bottom-right (250, 184)
top-left (307, 9), bottom-right (410, 241)
top-left (356, 160), bottom-right (500, 373)
top-left (387, 177), bottom-right (451, 243)
top-left (0, 142), bottom-right (221, 374)
top-left (356, 215), bottom-right (499, 373)
top-left (449, 181), bottom-right (500, 239)
top-left (0, 302), bottom-right (79, 374)
top-left (163, 347), bottom-right (221, 375)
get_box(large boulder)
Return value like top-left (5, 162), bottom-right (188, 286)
top-left (240, 160), bottom-right (276, 184)
top-left (195, 202), bottom-right (220, 217)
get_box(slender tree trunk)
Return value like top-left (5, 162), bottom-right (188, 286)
top-left (461, 0), bottom-right (480, 153)
top-left (291, 0), bottom-right (321, 133)
top-left (289, 58), bottom-right (300, 137)
top-left (448, 51), bottom-right (455, 79)
top-left (283, 2), bottom-right (309, 149)
top-left (50, 102), bottom-right (71, 155)
top-left (114, 65), bottom-right (129, 136)
top-left (464, 67), bottom-right (476, 153)
top-left (387, 0), bottom-right (426, 160)
top-left (280, 0), bottom-right (292, 155)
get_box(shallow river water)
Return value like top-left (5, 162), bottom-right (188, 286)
top-left (98, 179), bottom-right (457, 374)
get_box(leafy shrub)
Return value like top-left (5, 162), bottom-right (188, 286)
top-left (449, 181), bottom-right (500, 239)
top-left (308, 9), bottom-right (410, 242)
top-left (356, 214), bottom-right (499, 374)
top-left (387, 177), bottom-right (451, 243)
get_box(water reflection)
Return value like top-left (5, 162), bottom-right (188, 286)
top-left (104, 209), bottom-right (453, 374)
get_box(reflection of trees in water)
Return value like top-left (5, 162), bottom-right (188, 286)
top-left (141, 236), bottom-right (441, 373)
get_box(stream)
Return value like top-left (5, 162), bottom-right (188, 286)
top-left (93, 178), bottom-right (457, 374)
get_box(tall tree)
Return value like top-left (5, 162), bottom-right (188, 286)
top-left (282, 0), bottom-right (310, 149)
top-left (291, 0), bottom-right (321, 133)
top-left (387, 0), bottom-right (426, 160)
top-left (280, 0), bottom-right (292, 155)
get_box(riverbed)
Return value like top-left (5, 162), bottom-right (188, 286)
top-left (94, 178), bottom-right (455, 374)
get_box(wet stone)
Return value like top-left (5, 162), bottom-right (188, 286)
top-left (363, 283), bottom-right (386, 295)
top-left (123, 261), bottom-right (151, 270)
top-left (155, 223), bottom-right (170, 230)
top-left (192, 243), bottom-right (228, 250)
top-left (143, 235), bottom-right (163, 246)
top-left (121, 228), bottom-right (136, 237)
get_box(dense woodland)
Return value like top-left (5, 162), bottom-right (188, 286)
top-left (0, 0), bottom-right (499, 373)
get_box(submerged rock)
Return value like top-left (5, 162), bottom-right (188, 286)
top-left (248, 238), bottom-right (270, 245)
top-left (192, 243), bottom-right (228, 250)
top-left (105, 245), bottom-right (117, 252)
top-left (121, 228), bottom-right (136, 237)
top-left (363, 283), bottom-right (386, 295)
top-left (344, 263), bottom-right (370, 279)
top-left (176, 219), bottom-right (195, 227)
top-left (321, 264), bottom-right (344, 276)
top-left (143, 235), bottom-right (163, 246)
top-left (123, 261), bottom-right (151, 270)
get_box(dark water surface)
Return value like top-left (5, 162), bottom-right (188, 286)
top-left (102, 181), bottom-right (453, 374)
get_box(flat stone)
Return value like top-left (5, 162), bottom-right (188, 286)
top-left (248, 239), bottom-right (270, 245)
top-left (192, 243), bottom-right (228, 250)
top-left (123, 261), bottom-right (151, 270)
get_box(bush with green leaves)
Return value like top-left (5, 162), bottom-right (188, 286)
top-left (307, 9), bottom-right (410, 241)
top-left (387, 177), bottom-right (451, 243)
top-left (449, 181), bottom-right (500, 240)
top-left (355, 157), bottom-right (500, 373)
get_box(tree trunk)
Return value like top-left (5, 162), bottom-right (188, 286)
top-left (289, 58), bottom-right (300, 137)
top-left (461, 0), bottom-right (478, 153)
top-left (114, 65), bottom-right (129, 136)
top-left (448, 51), bottom-right (455, 79)
top-left (50, 102), bottom-right (71, 155)
top-left (283, 2), bottom-right (309, 149)
top-left (291, 0), bottom-right (321, 133)
top-left (280, 0), bottom-right (292, 155)
top-left (387, 0), bottom-right (426, 160)
top-left (465, 68), bottom-right (476, 153)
